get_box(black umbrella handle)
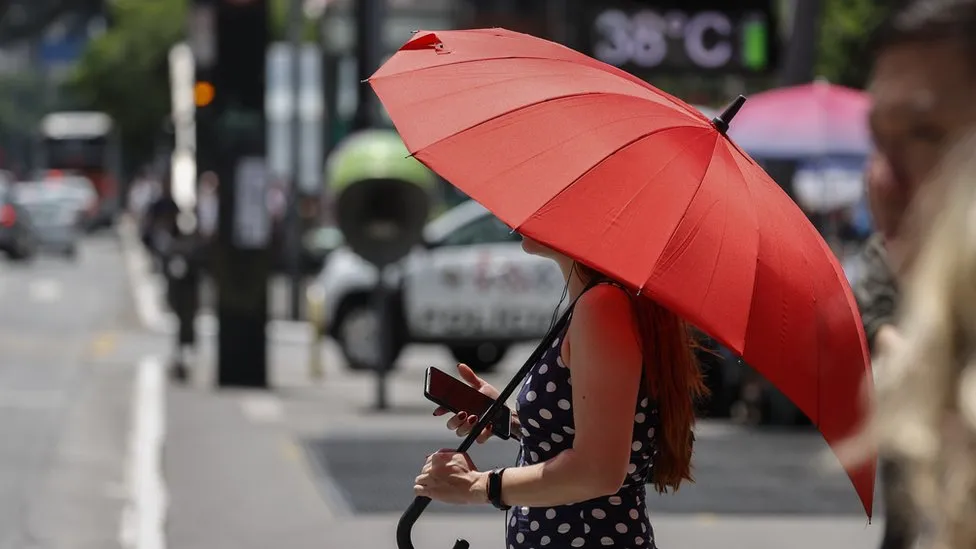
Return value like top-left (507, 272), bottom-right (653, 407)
top-left (396, 278), bottom-right (613, 549)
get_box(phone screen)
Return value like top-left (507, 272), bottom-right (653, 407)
top-left (425, 367), bottom-right (511, 439)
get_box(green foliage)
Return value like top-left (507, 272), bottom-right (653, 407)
top-left (816, 0), bottom-right (890, 89)
top-left (0, 72), bottom-right (46, 134)
top-left (68, 0), bottom-right (186, 171)
top-left (68, 0), bottom-right (314, 172)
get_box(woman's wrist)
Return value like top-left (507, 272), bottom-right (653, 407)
top-left (470, 470), bottom-right (490, 504)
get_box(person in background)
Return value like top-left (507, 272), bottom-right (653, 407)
top-left (854, 129), bottom-right (976, 549)
top-left (854, 1), bottom-right (976, 547)
top-left (128, 166), bottom-right (160, 226)
top-left (196, 171), bottom-right (219, 265)
top-left (142, 167), bottom-right (200, 382)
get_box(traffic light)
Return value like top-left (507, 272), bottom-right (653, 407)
top-left (194, 81), bottom-right (216, 108)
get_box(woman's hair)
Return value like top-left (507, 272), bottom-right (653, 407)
top-left (853, 130), bottom-right (976, 549)
top-left (575, 264), bottom-right (708, 493)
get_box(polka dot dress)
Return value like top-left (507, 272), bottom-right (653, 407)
top-left (506, 321), bottom-right (659, 548)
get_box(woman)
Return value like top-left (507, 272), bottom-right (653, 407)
top-left (414, 237), bottom-right (708, 548)
top-left (849, 130), bottom-right (976, 549)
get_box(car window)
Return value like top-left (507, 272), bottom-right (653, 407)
top-left (437, 214), bottom-right (520, 247)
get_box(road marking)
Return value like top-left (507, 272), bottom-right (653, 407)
top-left (90, 332), bottom-right (117, 358)
top-left (119, 356), bottom-right (167, 549)
top-left (29, 278), bottom-right (62, 303)
top-left (695, 513), bottom-right (718, 524)
top-left (117, 217), bottom-right (168, 332)
top-left (240, 393), bottom-right (284, 424)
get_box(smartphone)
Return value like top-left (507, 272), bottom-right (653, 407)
top-left (424, 367), bottom-right (512, 440)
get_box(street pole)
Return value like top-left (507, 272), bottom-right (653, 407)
top-left (352, 0), bottom-right (385, 131)
top-left (286, 0), bottom-right (304, 321)
top-left (208, 0), bottom-right (271, 389)
top-left (770, 0), bottom-right (823, 200)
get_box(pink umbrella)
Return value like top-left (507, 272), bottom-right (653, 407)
top-left (728, 80), bottom-right (871, 159)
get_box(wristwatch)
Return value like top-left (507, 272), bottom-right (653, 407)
top-left (487, 468), bottom-right (510, 511)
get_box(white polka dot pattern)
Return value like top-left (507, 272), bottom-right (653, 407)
top-left (508, 328), bottom-right (658, 548)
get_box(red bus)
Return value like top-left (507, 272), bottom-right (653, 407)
top-left (37, 111), bottom-right (122, 228)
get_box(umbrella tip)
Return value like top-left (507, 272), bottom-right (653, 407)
top-left (711, 95), bottom-right (747, 135)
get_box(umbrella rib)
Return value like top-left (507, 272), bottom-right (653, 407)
top-left (512, 125), bottom-right (710, 233)
top-left (372, 54), bottom-right (708, 122)
top-left (635, 132), bottom-right (721, 292)
top-left (412, 90), bottom-right (709, 166)
top-left (722, 145), bottom-right (764, 357)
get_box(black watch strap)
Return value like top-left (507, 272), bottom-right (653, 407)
top-left (487, 468), bottom-right (510, 511)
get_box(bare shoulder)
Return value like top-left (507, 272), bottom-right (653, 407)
top-left (568, 283), bottom-right (641, 366)
top-left (574, 283), bottom-right (634, 323)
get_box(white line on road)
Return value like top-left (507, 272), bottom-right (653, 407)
top-left (119, 356), bottom-right (167, 549)
top-left (240, 393), bottom-right (284, 424)
top-left (118, 218), bottom-right (168, 331)
top-left (29, 278), bottom-right (62, 303)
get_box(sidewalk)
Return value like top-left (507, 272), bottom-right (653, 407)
top-left (119, 218), bottom-right (883, 549)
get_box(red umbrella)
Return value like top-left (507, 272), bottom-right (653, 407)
top-left (370, 27), bottom-right (875, 517)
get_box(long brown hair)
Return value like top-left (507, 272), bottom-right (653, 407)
top-left (577, 265), bottom-right (708, 493)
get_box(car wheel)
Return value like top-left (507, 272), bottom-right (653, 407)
top-left (450, 343), bottom-right (509, 374)
top-left (334, 295), bottom-right (404, 371)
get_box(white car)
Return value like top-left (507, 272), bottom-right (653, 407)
top-left (314, 200), bottom-right (567, 372)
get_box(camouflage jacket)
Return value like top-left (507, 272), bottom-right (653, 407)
top-left (852, 233), bottom-right (900, 355)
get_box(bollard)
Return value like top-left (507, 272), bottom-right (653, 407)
top-left (306, 284), bottom-right (326, 381)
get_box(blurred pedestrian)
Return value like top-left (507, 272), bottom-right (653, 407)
top-left (419, 240), bottom-right (707, 549)
top-left (127, 166), bottom-right (158, 224)
top-left (853, 1), bottom-right (976, 547)
top-left (857, 129), bottom-right (976, 549)
top-left (142, 166), bottom-right (200, 383)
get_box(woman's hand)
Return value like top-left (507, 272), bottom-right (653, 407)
top-left (414, 450), bottom-right (488, 505)
top-left (432, 363), bottom-right (504, 444)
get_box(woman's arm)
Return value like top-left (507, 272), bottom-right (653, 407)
top-left (488, 285), bottom-right (645, 507)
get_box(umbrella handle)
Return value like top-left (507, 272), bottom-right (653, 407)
top-left (396, 278), bottom-right (610, 549)
top-left (396, 407), bottom-right (506, 549)
top-left (396, 497), bottom-right (470, 549)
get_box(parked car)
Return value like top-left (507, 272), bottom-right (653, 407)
top-left (11, 181), bottom-right (85, 259)
top-left (311, 200), bottom-right (567, 373)
top-left (0, 179), bottom-right (38, 261)
top-left (42, 173), bottom-right (99, 229)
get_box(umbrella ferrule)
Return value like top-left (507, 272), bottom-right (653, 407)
top-left (712, 95), bottom-right (747, 135)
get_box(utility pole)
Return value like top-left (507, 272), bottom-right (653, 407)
top-left (351, 0), bottom-right (385, 131)
top-left (200, 0), bottom-right (271, 388)
top-left (285, 0), bottom-right (304, 320)
top-left (769, 0), bottom-right (823, 200)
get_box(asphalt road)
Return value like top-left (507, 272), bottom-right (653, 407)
top-left (0, 232), bottom-right (158, 549)
top-left (303, 423), bottom-right (870, 517)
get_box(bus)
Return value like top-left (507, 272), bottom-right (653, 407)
top-left (36, 111), bottom-right (122, 229)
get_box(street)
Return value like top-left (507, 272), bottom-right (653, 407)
top-left (0, 226), bottom-right (883, 549)
top-left (0, 232), bottom-right (168, 549)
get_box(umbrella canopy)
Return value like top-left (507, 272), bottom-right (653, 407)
top-left (727, 80), bottom-right (872, 159)
top-left (369, 28), bottom-right (875, 518)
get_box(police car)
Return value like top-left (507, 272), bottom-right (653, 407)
top-left (313, 200), bottom-right (566, 373)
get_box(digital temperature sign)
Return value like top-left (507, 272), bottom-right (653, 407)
top-left (580, 0), bottom-right (778, 75)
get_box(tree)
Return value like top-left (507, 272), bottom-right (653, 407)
top-left (68, 0), bottom-right (318, 174)
top-left (815, 0), bottom-right (890, 88)
top-left (67, 0), bottom-right (185, 174)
